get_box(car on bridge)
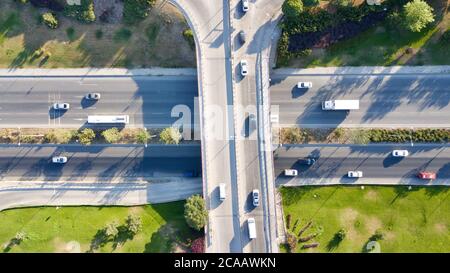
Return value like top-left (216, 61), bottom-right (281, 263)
top-left (297, 81), bottom-right (312, 89)
top-left (252, 189), bottom-right (260, 207)
top-left (284, 169), bottom-right (298, 176)
top-left (348, 171), bottom-right (363, 178)
top-left (240, 60), bottom-right (248, 76)
top-left (238, 30), bottom-right (246, 44)
top-left (241, 0), bottom-right (249, 12)
top-left (392, 150), bottom-right (409, 157)
top-left (247, 218), bottom-right (256, 239)
top-left (53, 103), bottom-right (70, 110)
top-left (85, 93), bottom-right (101, 100)
top-left (52, 156), bottom-right (67, 164)
top-left (417, 171), bottom-right (436, 180)
top-left (298, 157), bottom-right (316, 165)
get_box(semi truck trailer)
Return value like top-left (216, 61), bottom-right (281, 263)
top-left (322, 100), bottom-right (359, 110)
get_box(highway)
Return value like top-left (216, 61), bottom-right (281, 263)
top-left (275, 144), bottom-right (450, 186)
top-left (0, 180), bottom-right (202, 211)
top-left (0, 144), bottom-right (201, 182)
top-left (231, 0), bottom-right (283, 253)
top-left (0, 76), bottom-right (197, 128)
top-left (270, 72), bottom-right (450, 128)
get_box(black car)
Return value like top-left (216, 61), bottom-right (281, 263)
top-left (239, 30), bottom-right (246, 44)
top-left (298, 158), bottom-right (316, 165)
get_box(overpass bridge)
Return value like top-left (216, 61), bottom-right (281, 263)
top-left (167, 0), bottom-right (283, 252)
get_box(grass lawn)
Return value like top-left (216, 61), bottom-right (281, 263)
top-left (0, 202), bottom-right (200, 253)
top-left (281, 0), bottom-right (449, 67)
top-left (280, 186), bottom-right (450, 253)
top-left (0, 0), bottom-right (195, 68)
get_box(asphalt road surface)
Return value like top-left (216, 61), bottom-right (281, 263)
top-left (0, 144), bottom-right (201, 182)
top-left (275, 144), bottom-right (450, 186)
top-left (0, 180), bottom-right (202, 211)
top-left (270, 73), bottom-right (450, 128)
top-left (0, 76), bottom-right (197, 128)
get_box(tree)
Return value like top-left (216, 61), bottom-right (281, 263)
top-left (336, 228), bottom-right (346, 241)
top-left (160, 127), bottom-right (182, 144)
top-left (286, 232), bottom-right (297, 252)
top-left (184, 195), bottom-right (208, 231)
top-left (41, 12), bottom-right (58, 29)
top-left (105, 221), bottom-right (119, 238)
top-left (123, 0), bottom-right (156, 24)
top-left (191, 237), bottom-right (205, 253)
top-left (282, 0), bottom-right (303, 19)
top-left (78, 128), bottom-right (95, 145)
top-left (125, 215), bottom-right (142, 236)
top-left (402, 0), bottom-right (434, 33)
top-left (135, 128), bottom-right (150, 144)
top-left (303, 0), bottom-right (319, 7)
top-left (102, 127), bottom-right (121, 143)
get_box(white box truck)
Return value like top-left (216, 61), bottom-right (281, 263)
top-left (248, 218), bottom-right (256, 239)
top-left (219, 183), bottom-right (226, 201)
top-left (322, 100), bottom-right (359, 110)
top-left (87, 115), bottom-right (129, 124)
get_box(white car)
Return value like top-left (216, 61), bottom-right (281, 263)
top-left (240, 59), bottom-right (248, 76)
top-left (52, 156), bottom-right (67, 164)
top-left (297, 82), bottom-right (312, 88)
top-left (85, 93), bottom-right (101, 100)
top-left (53, 103), bottom-right (70, 110)
top-left (284, 169), bottom-right (298, 177)
top-left (392, 150), bottom-right (409, 157)
top-left (252, 189), bottom-right (260, 207)
top-left (348, 171), bottom-right (363, 178)
top-left (242, 0), bottom-right (249, 12)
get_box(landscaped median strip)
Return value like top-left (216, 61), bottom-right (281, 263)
top-left (278, 127), bottom-right (450, 145)
top-left (0, 127), bottom-right (199, 145)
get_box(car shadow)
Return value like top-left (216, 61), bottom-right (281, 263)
top-left (291, 86), bottom-right (308, 98)
top-left (81, 97), bottom-right (97, 109)
top-left (383, 156), bottom-right (404, 168)
top-left (48, 108), bottom-right (67, 119)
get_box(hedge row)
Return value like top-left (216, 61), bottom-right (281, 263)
top-left (367, 129), bottom-right (450, 143)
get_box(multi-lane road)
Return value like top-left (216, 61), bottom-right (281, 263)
top-left (275, 144), bottom-right (450, 186)
top-left (270, 72), bottom-right (450, 128)
top-left (0, 144), bottom-right (201, 182)
top-left (0, 76), bottom-right (197, 128)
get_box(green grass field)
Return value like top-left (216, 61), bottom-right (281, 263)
top-left (280, 186), bottom-right (449, 253)
top-left (0, 0), bottom-right (195, 68)
top-left (0, 202), bottom-right (199, 253)
top-left (282, 0), bottom-right (449, 67)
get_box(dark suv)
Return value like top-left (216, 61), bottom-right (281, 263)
top-left (298, 157), bottom-right (316, 165)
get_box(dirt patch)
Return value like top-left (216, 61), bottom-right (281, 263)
top-left (364, 190), bottom-right (378, 201)
top-left (434, 223), bottom-right (448, 234)
top-left (53, 238), bottom-right (81, 253)
top-left (340, 208), bottom-right (359, 225)
top-left (365, 216), bottom-right (383, 235)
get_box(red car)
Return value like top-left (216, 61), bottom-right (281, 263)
top-left (417, 171), bottom-right (436, 180)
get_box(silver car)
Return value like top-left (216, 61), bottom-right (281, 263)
top-left (348, 171), bottom-right (363, 178)
top-left (85, 93), bottom-right (101, 100)
top-left (392, 150), bottom-right (409, 157)
top-left (52, 156), bottom-right (67, 164)
top-left (53, 103), bottom-right (70, 110)
top-left (252, 189), bottom-right (260, 207)
top-left (240, 60), bottom-right (248, 76)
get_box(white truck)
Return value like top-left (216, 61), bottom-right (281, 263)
top-left (247, 218), bottom-right (257, 239)
top-left (322, 100), bottom-right (359, 110)
top-left (87, 115), bottom-right (129, 124)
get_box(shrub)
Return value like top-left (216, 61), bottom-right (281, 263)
top-left (440, 29), bottom-right (450, 43)
top-left (402, 0), bottom-right (434, 33)
top-left (123, 0), bottom-right (156, 25)
top-left (114, 28), bottom-right (132, 42)
top-left (135, 129), bottom-right (150, 144)
top-left (184, 195), bottom-right (208, 231)
top-left (303, 0), bottom-right (319, 7)
top-left (95, 29), bottom-right (103, 39)
top-left (16, 0), bottom-right (28, 4)
top-left (282, 0), bottom-right (303, 19)
top-left (41, 12), bottom-right (58, 29)
top-left (66, 27), bottom-right (75, 41)
top-left (64, 0), bottom-right (96, 23)
top-left (336, 229), bottom-right (346, 241)
top-left (102, 127), bottom-right (121, 143)
top-left (160, 127), bottom-right (182, 144)
top-left (77, 128), bottom-right (95, 145)
top-left (104, 221), bottom-right (119, 238)
top-left (183, 28), bottom-right (195, 49)
top-left (44, 129), bottom-right (75, 144)
top-left (125, 215), bottom-right (142, 236)
top-left (286, 232), bottom-right (297, 252)
top-left (191, 237), bottom-right (205, 253)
